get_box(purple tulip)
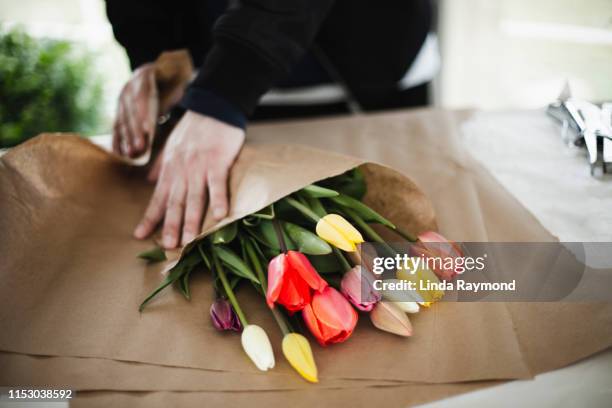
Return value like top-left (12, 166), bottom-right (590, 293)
top-left (210, 298), bottom-right (242, 332)
top-left (340, 266), bottom-right (381, 312)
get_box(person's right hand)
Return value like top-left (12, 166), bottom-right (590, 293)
top-left (112, 63), bottom-right (157, 158)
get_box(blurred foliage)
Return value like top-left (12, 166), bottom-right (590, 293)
top-left (0, 25), bottom-right (104, 148)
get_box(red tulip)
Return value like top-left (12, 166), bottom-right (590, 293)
top-left (412, 231), bottom-right (463, 281)
top-left (266, 250), bottom-right (327, 312)
top-left (303, 286), bottom-right (358, 346)
top-left (340, 266), bottom-right (381, 312)
top-left (210, 298), bottom-right (242, 332)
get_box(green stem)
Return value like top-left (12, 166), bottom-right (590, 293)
top-left (332, 247), bottom-right (351, 271)
top-left (344, 207), bottom-right (397, 256)
top-left (271, 308), bottom-right (290, 335)
top-left (272, 219), bottom-right (288, 253)
top-left (212, 250), bottom-right (248, 327)
top-left (245, 237), bottom-right (291, 335)
top-left (246, 238), bottom-right (267, 289)
top-left (284, 197), bottom-right (321, 223)
top-left (393, 226), bottom-right (417, 242)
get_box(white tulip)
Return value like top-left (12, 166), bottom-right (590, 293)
top-left (394, 301), bottom-right (420, 314)
top-left (241, 324), bottom-right (275, 371)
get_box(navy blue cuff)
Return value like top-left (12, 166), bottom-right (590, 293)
top-left (180, 87), bottom-right (247, 130)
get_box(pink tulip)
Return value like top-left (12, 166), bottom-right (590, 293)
top-left (340, 266), bottom-right (381, 312)
top-left (412, 231), bottom-right (463, 281)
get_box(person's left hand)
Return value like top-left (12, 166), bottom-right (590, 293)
top-left (133, 110), bottom-right (245, 248)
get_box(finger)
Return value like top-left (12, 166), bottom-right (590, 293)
top-left (136, 71), bottom-right (155, 137)
top-left (134, 177), bottom-right (169, 239)
top-left (118, 101), bottom-right (133, 157)
top-left (112, 120), bottom-right (121, 155)
top-left (112, 95), bottom-right (126, 155)
top-left (207, 166), bottom-right (229, 220)
top-left (124, 92), bottom-right (145, 156)
top-left (147, 150), bottom-right (164, 182)
top-left (162, 179), bottom-right (187, 249)
top-left (181, 170), bottom-right (206, 246)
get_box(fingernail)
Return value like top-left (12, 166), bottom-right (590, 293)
top-left (134, 224), bottom-right (145, 239)
top-left (163, 235), bottom-right (176, 248)
top-left (213, 207), bottom-right (226, 220)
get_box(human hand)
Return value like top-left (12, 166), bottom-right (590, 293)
top-left (112, 64), bottom-right (157, 158)
top-left (133, 111), bottom-right (245, 248)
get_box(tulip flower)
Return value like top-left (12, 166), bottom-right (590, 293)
top-left (316, 214), bottom-right (364, 252)
top-left (395, 301), bottom-right (420, 314)
top-left (378, 279), bottom-right (421, 314)
top-left (369, 301), bottom-right (413, 337)
top-left (412, 231), bottom-right (463, 281)
top-left (266, 250), bottom-right (327, 311)
top-left (397, 262), bottom-right (445, 304)
top-left (303, 286), bottom-right (358, 346)
top-left (241, 324), bottom-right (275, 371)
top-left (282, 333), bottom-right (319, 383)
top-left (210, 298), bottom-right (242, 332)
top-left (340, 266), bottom-right (381, 312)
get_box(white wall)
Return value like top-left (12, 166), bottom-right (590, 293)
top-left (438, 0), bottom-right (612, 109)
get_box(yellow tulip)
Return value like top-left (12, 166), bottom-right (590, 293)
top-left (397, 261), bottom-right (444, 304)
top-left (316, 214), bottom-right (364, 252)
top-left (282, 333), bottom-right (318, 383)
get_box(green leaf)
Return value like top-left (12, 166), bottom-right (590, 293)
top-left (211, 222), bottom-right (237, 244)
top-left (197, 244), bottom-right (211, 270)
top-left (320, 168), bottom-right (366, 199)
top-left (212, 246), bottom-right (259, 283)
top-left (139, 250), bottom-right (202, 311)
top-left (329, 193), bottom-right (395, 228)
top-left (242, 216), bottom-right (261, 227)
top-left (246, 220), bottom-right (296, 251)
top-left (179, 268), bottom-right (192, 300)
top-left (300, 193), bottom-right (327, 218)
top-left (137, 246), bottom-right (167, 263)
top-left (306, 254), bottom-right (342, 274)
top-left (283, 222), bottom-right (331, 255)
top-left (251, 204), bottom-right (275, 219)
top-left (301, 184), bottom-right (339, 198)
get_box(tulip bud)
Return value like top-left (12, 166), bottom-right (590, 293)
top-left (397, 264), bottom-right (444, 304)
top-left (340, 266), bottom-right (381, 312)
top-left (369, 301), bottom-right (413, 337)
top-left (210, 298), bottom-right (242, 332)
top-left (394, 301), bottom-right (420, 314)
top-left (316, 214), bottom-right (364, 252)
top-left (303, 286), bottom-right (358, 346)
top-left (379, 279), bottom-right (421, 314)
top-left (241, 325), bottom-right (275, 371)
top-left (282, 333), bottom-right (319, 383)
top-left (413, 231), bottom-right (463, 281)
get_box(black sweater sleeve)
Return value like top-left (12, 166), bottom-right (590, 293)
top-left (188, 0), bottom-right (335, 117)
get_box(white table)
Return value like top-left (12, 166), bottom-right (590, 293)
top-left (421, 109), bottom-right (612, 407)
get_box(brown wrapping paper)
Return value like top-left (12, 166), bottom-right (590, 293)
top-left (1, 108), bottom-right (611, 406)
top-left (68, 382), bottom-right (501, 408)
top-left (0, 135), bottom-right (533, 383)
top-left (0, 352), bottom-right (396, 391)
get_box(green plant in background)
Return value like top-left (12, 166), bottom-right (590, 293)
top-left (0, 25), bottom-right (104, 148)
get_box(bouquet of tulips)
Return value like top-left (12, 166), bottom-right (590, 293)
top-left (137, 168), bottom-right (461, 383)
